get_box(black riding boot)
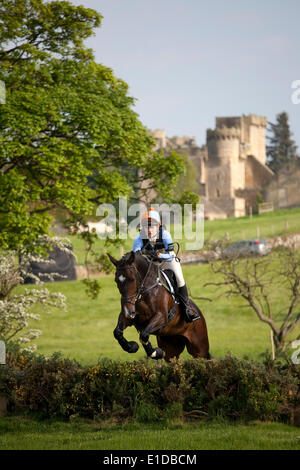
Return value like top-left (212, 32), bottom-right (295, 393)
top-left (178, 285), bottom-right (200, 322)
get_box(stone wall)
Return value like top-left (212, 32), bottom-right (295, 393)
top-left (235, 188), bottom-right (259, 214)
top-left (241, 114), bottom-right (267, 165)
top-left (264, 161), bottom-right (300, 210)
top-left (245, 155), bottom-right (274, 189)
top-left (206, 161), bottom-right (232, 200)
top-left (267, 232), bottom-right (300, 249)
top-left (208, 196), bottom-right (245, 218)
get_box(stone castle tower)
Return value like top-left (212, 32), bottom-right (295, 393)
top-left (148, 114), bottom-right (274, 218)
top-left (205, 114), bottom-right (273, 217)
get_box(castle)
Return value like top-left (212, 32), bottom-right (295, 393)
top-left (148, 114), bottom-right (300, 218)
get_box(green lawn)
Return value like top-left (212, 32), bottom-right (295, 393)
top-left (4, 266), bottom-right (300, 452)
top-left (5, 207), bottom-right (300, 450)
top-left (201, 207), bottom-right (300, 244)
top-left (0, 417), bottom-right (299, 450)
top-left (21, 261), bottom-right (299, 366)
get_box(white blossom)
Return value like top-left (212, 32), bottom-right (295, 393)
top-left (0, 237), bottom-right (69, 349)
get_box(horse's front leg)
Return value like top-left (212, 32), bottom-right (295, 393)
top-left (140, 333), bottom-right (164, 360)
top-left (113, 313), bottom-right (139, 354)
top-left (140, 313), bottom-right (166, 360)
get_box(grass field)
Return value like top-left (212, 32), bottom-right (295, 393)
top-left (20, 207), bottom-right (300, 364)
top-left (27, 263), bottom-right (277, 365)
top-left (0, 417), bottom-right (299, 450)
top-left (16, 258), bottom-right (299, 366)
top-left (3, 207), bottom-right (300, 450)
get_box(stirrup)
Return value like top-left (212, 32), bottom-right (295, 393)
top-left (179, 297), bottom-right (200, 323)
top-left (183, 301), bottom-right (200, 323)
top-left (186, 309), bottom-right (200, 322)
top-left (190, 313), bottom-right (200, 322)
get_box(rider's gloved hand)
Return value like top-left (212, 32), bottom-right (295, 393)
top-left (151, 252), bottom-right (162, 262)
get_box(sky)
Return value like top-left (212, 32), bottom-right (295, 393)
top-left (71, 0), bottom-right (300, 148)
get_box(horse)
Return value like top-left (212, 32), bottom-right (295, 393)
top-left (108, 250), bottom-right (210, 361)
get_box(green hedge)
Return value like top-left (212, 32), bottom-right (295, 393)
top-left (0, 343), bottom-right (299, 424)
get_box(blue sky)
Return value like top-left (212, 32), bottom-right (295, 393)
top-left (72, 0), bottom-right (300, 148)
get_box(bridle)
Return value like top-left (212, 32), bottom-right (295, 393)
top-left (117, 255), bottom-right (159, 309)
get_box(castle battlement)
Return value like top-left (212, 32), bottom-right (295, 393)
top-left (207, 126), bottom-right (241, 141)
top-left (245, 114), bottom-right (267, 127)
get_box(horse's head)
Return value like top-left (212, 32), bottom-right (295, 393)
top-left (108, 251), bottom-right (139, 319)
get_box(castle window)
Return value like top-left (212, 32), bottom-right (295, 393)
top-left (216, 189), bottom-right (220, 198)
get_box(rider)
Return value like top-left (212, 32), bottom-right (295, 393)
top-left (133, 207), bottom-right (200, 322)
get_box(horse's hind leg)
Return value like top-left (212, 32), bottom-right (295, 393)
top-left (157, 335), bottom-right (186, 362)
top-left (186, 339), bottom-right (208, 358)
top-left (185, 322), bottom-right (210, 359)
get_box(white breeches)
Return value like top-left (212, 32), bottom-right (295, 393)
top-left (158, 253), bottom-right (185, 288)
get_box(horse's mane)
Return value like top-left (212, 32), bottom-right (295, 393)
top-left (118, 250), bottom-right (150, 272)
top-left (118, 251), bottom-right (133, 266)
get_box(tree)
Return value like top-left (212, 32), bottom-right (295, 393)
top-left (204, 242), bottom-right (300, 358)
top-left (266, 111), bottom-right (298, 173)
top-left (0, 0), bottom-right (186, 253)
top-left (172, 151), bottom-right (200, 212)
top-left (173, 150), bottom-right (199, 198)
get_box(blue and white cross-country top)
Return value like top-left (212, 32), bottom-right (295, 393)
top-left (133, 227), bottom-right (175, 262)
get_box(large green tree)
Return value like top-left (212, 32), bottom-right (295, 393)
top-left (0, 0), bottom-right (185, 252)
top-left (266, 111), bottom-right (298, 174)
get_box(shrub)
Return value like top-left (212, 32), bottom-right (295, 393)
top-left (135, 401), bottom-right (162, 424)
top-left (1, 344), bottom-right (299, 424)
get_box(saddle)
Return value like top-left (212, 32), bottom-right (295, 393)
top-left (160, 268), bottom-right (179, 300)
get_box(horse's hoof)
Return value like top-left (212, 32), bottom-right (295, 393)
top-left (150, 348), bottom-right (164, 360)
top-left (128, 341), bottom-right (139, 353)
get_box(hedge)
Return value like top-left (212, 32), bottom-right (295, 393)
top-left (0, 343), bottom-right (299, 424)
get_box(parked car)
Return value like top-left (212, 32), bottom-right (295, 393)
top-left (222, 239), bottom-right (271, 258)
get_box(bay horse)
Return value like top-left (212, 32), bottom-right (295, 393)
top-left (108, 250), bottom-right (210, 361)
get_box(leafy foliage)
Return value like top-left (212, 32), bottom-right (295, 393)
top-left (266, 112), bottom-right (299, 173)
top-left (0, 0), bottom-right (186, 252)
top-left (2, 344), bottom-right (299, 424)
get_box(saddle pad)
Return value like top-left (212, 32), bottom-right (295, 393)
top-left (161, 269), bottom-right (176, 295)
